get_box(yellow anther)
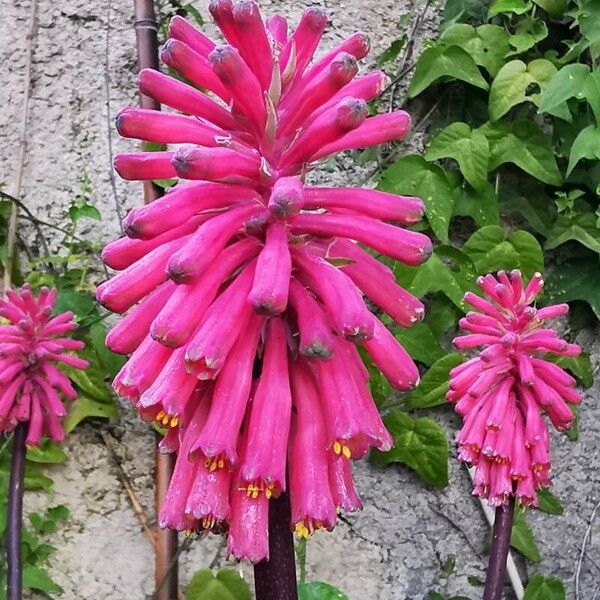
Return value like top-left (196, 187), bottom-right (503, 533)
top-left (161, 414), bottom-right (171, 426)
top-left (156, 410), bottom-right (166, 421)
top-left (342, 445), bottom-right (351, 459)
top-left (333, 441), bottom-right (342, 455)
top-left (184, 529), bottom-right (193, 538)
top-left (170, 415), bottom-right (179, 428)
top-left (295, 522), bottom-right (310, 539)
top-left (265, 487), bottom-right (273, 499)
top-left (217, 458), bottom-right (225, 469)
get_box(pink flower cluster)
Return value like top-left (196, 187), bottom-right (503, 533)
top-left (99, 2), bottom-right (432, 562)
top-left (0, 285), bottom-right (87, 446)
top-left (448, 271), bottom-right (582, 506)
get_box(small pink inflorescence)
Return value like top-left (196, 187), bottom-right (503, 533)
top-left (448, 271), bottom-right (582, 507)
top-left (99, 1), bottom-right (432, 562)
top-left (0, 285), bottom-right (88, 447)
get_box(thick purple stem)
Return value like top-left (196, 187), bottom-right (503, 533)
top-left (7, 422), bottom-right (28, 600)
top-left (483, 498), bottom-right (515, 600)
top-left (254, 491), bottom-right (298, 600)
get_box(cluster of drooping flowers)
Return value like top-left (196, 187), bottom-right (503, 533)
top-left (0, 285), bottom-right (88, 446)
top-left (448, 271), bottom-right (582, 507)
top-left (99, 1), bottom-right (433, 562)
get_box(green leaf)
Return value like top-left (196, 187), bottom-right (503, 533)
top-left (62, 359), bottom-right (112, 402)
top-left (408, 45), bottom-right (489, 98)
top-left (378, 155), bottom-right (457, 242)
top-left (549, 353), bottom-right (594, 388)
top-left (26, 439), bottom-right (67, 464)
top-left (463, 226), bottom-right (544, 279)
top-left (425, 294), bottom-right (462, 337)
top-left (393, 321), bottom-right (446, 366)
top-left (567, 125), bottom-right (600, 176)
top-left (532, 0), bottom-right (567, 16)
top-left (440, 24), bottom-right (510, 76)
top-left (63, 394), bottom-right (119, 434)
top-left (577, 1), bottom-right (600, 48)
top-left (90, 322), bottom-right (126, 378)
top-left (489, 0), bottom-right (532, 17)
top-left (187, 568), bottom-right (251, 600)
top-left (508, 18), bottom-right (548, 55)
top-left (47, 504), bottom-right (70, 522)
top-left (298, 582), bottom-right (349, 600)
top-left (536, 489), bottom-right (564, 515)
top-left (523, 574), bottom-right (566, 600)
top-left (182, 3), bottom-right (205, 27)
top-left (393, 252), bottom-right (475, 310)
top-left (22, 566), bottom-right (63, 594)
top-left (425, 123), bottom-right (489, 191)
top-left (511, 509), bottom-right (541, 562)
top-left (453, 182), bottom-right (500, 227)
top-left (489, 59), bottom-right (559, 121)
top-left (23, 463), bottom-right (53, 491)
top-left (377, 37), bottom-right (407, 66)
top-left (545, 212), bottom-right (600, 254)
top-left (545, 257), bottom-right (600, 318)
top-left (371, 411), bottom-right (449, 487)
top-left (55, 287), bottom-right (96, 321)
top-left (405, 354), bottom-right (464, 409)
top-left (583, 70), bottom-right (600, 124)
top-left (537, 64), bottom-right (590, 121)
top-left (479, 120), bottom-right (563, 186)
top-left (68, 203), bottom-right (102, 222)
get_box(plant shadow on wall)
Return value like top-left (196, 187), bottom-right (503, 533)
top-left (0, 173), bottom-right (124, 599)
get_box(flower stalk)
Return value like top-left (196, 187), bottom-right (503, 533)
top-left (483, 498), bottom-right (515, 600)
top-left (254, 491), bottom-right (298, 600)
top-left (7, 423), bottom-right (27, 600)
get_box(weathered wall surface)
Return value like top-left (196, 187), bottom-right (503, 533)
top-left (1, 1), bottom-right (599, 599)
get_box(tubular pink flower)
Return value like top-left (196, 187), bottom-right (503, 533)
top-left (449, 271), bottom-right (583, 507)
top-left (160, 38), bottom-right (230, 101)
top-left (289, 358), bottom-right (337, 538)
top-left (106, 282), bottom-right (176, 355)
top-left (184, 260), bottom-right (258, 379)
top-left (280, 7), bottom-right (328, 86)
top-left (139, 69), bottom-right (237, 131)
top-left (240, 318), bottom-right (292, 497)
top-left (166, 202), bottom-right (265, 283)
top-left (123, 182), bottom-right (259, 240)
top-left (209, 44), bottom-right (267, 136)
top-left (303, 187), bottom-right (424, 223)
top-left (104, 4), bottom-right (426, 558)
top-left (113, 152), bottom-right (177, 181)
top-left (313, 110), bottom-right (412, 160)
top-left (116, 107), bottom-right (226, 146)
top-left (267, 176), bottom-right (304, 218)
top-left (171, 146), bottom-right (262, 184)
top-left (292, 245), bottom-right (374, 342)
top-left (248, 222), bottom-right (291, 314)
top-left (329, 239), bottom-right (425, 327)
top-left (288, 278), bottom-right (334, 359)
top-left (168, 15), bottom-right (216, 57)
top-left (151, 238), bottom-right (260, 348)
top-left (0, 285), bottom-right (87, 445)
top-left (190, 313), bottom-right (263, 467)
top-left (290, 213), bottom-right (432, 266)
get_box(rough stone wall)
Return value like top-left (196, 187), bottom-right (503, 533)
top-left (1, 1), bottom-right (599, 599)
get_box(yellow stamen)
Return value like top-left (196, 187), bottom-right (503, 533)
top-left (170, 415), bottom-right (179, 428)
top-left (156, 410), bottom-right (166, 421)
top-left (333, 440), bottom-right (352, 459)
top-left (204, 453), bottom-right (227, 472)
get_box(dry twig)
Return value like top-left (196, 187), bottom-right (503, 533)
top-left (575, 498), bottom-right (600, 600)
